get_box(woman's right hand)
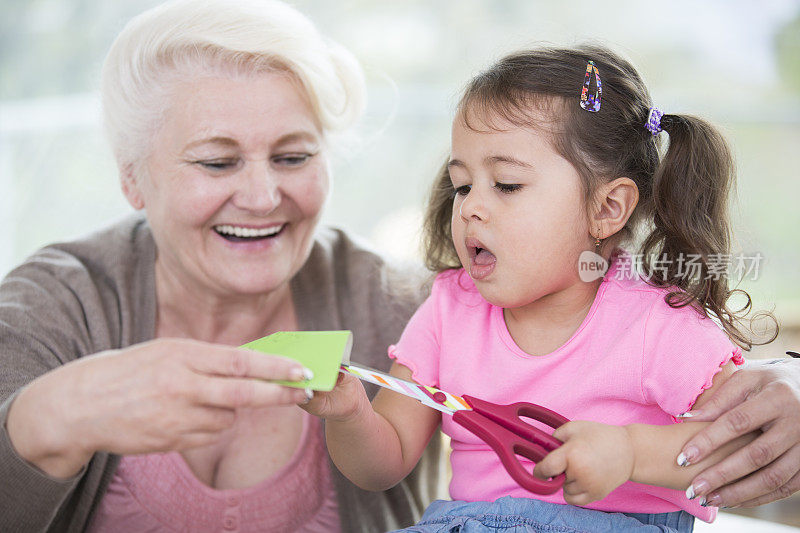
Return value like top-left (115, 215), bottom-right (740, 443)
top-left (5, 338), bottom-right (312, 479)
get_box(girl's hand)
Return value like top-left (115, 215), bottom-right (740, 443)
top-left (6, 338), bottom-right (311, 479)
top-left (299, 371), bottom-right (371, 422)
top-left (533, 421), bottom-right (635, 506)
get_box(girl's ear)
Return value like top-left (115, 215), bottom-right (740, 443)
top-left (120, 163), bottom-right (145, 210)
top-left (590, 177), bottom-right (639, 240)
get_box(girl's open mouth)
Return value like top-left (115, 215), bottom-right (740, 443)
top-left (467, 238), bottom-right (497, 280)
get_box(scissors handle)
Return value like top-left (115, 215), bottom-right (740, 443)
top-left (453, 395), bottom-right (569, 495)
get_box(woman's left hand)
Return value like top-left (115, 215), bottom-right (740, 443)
top-left (676, 358), bottom-right (800, 507)
top-left (533, 420), bottom-right (634, 506)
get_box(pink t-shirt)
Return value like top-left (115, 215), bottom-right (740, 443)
top-left (88, 412), bottom-right (340, 532)
top-left (389, 253), bottom-right (743, 523)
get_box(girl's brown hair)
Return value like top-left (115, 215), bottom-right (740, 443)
top-left (422, 44), bottom-right (776, 350)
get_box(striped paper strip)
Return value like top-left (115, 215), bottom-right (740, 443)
top-left (340, 364), bottom-right (469, 414)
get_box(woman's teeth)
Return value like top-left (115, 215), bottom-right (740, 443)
top-left (214, 224), bottom-right (283, 238)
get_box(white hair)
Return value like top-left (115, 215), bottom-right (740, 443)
top-left (101, 0), bottom-right (366, 176)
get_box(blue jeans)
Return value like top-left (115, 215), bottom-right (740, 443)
top-left (392, 497), bottom-right (694, 533)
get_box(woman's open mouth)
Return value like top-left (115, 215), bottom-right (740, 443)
top-left (213, 223), bottom-right (286, 243)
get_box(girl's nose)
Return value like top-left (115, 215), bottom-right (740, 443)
top-left (233, 161), bottom-right (281, 214)
top-left (458, 186), bottom-right (488, 222)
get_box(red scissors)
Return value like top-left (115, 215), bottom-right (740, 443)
top-left (340, 362), bottom-right (569, 495)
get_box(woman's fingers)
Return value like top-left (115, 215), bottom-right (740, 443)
top-left (678, 360), bottom-right (800, 507)
top-left (737, 467), bottom-right (800, 508)
top-left (686, 429), bottom-right (789, 499)
top-left (187, 406), bottom-right (237, 433)
top-left (702, 444), bottom-right (800, 508)
top-left (182, 343), bottom-right (309, 382)
top-left (679, 394), bottom-right (778, 466)
top-left (194, 375), bottom-right (309, 409)
top-left (681, 368), bottom-right (758, 421)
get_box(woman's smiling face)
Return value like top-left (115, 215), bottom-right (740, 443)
top-left (126, 70), bottom-right (329, 298)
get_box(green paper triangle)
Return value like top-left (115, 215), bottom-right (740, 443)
top-left (240, 330), bottom-right (353, 391)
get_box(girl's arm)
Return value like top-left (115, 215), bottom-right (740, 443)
top-left (303, 362), bottom-right (441, 491)
top-left (534, 360), bottom-right (757, 505)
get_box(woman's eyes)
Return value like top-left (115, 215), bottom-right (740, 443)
top-left (193, 153), bottom-right (314, 172)
top-left (196, 158), bottom-right (239, 171)
top-left (454, 185), bottom-right (471, 196)
top-left (272, 153), bottom-right (313, 167)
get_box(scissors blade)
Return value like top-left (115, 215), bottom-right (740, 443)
top-left (340, 362), bottom-right (471, 415)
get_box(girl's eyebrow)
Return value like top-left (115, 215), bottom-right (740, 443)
top-left (485, 154), bottom-right (533, 169)
top-left (447, 155), bottom-right (533, 170)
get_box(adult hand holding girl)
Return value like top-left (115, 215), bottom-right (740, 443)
top-left (677, 357), bottom-right (800, 508)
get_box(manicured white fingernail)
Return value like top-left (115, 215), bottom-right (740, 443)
top-left (686, 485), bottom-right (696, 500)
top-left (677, 452), bottom-right (690, 467)
top-left (304, 388), bottom-right (314, 401)
top-left (302, 367), bottom-right (314, 381)
top-left (677, 412), bottom-right (694, 418)
top-left (700, 497), bottom-right (708, 507)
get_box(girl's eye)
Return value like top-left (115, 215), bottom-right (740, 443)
top-left (453, 185), bottom-right (471, 196)
top-left (195, 159), bottom-right (238, 171)
top-left (273, 153), bottom-right (313, 167)
top-left (495, 183), bottom-right (522, 194)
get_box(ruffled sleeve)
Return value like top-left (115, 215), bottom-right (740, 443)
top-left (387, 272), bottom-right (452, 387)
top-left (641, 296), bottom-right (744, 419)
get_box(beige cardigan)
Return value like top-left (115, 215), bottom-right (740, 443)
top-left (0, 214), bottom-right (444, 532)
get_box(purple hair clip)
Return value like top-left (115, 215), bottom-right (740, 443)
top-left (645, 107), bottom-right (664, 135)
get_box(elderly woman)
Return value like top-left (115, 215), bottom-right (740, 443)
top-left (0, 1), bottom-right (442, 531)
top-left (1, 1), bottom-right (800, 532)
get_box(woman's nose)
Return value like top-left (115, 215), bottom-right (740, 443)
top-left (233, 161), bottom-right (281, 214)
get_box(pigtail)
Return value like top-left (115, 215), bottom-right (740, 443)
top-left (640, 114), bottom-right (777, 349)
top-left (422, 45), bottom-right (777, 350)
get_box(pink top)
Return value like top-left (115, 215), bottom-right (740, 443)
top-left (88, 412), bottom-right (340, 532)
top-left (389, 253), bottom-right (743, 523)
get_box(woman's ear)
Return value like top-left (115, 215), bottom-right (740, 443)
top-left (120, 163), bottom-right (145, 210)
top-left (590, 177), bottom-right (639, 240)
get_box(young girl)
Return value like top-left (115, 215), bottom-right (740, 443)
top-left (303, 45), bottom-right (771, 532)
